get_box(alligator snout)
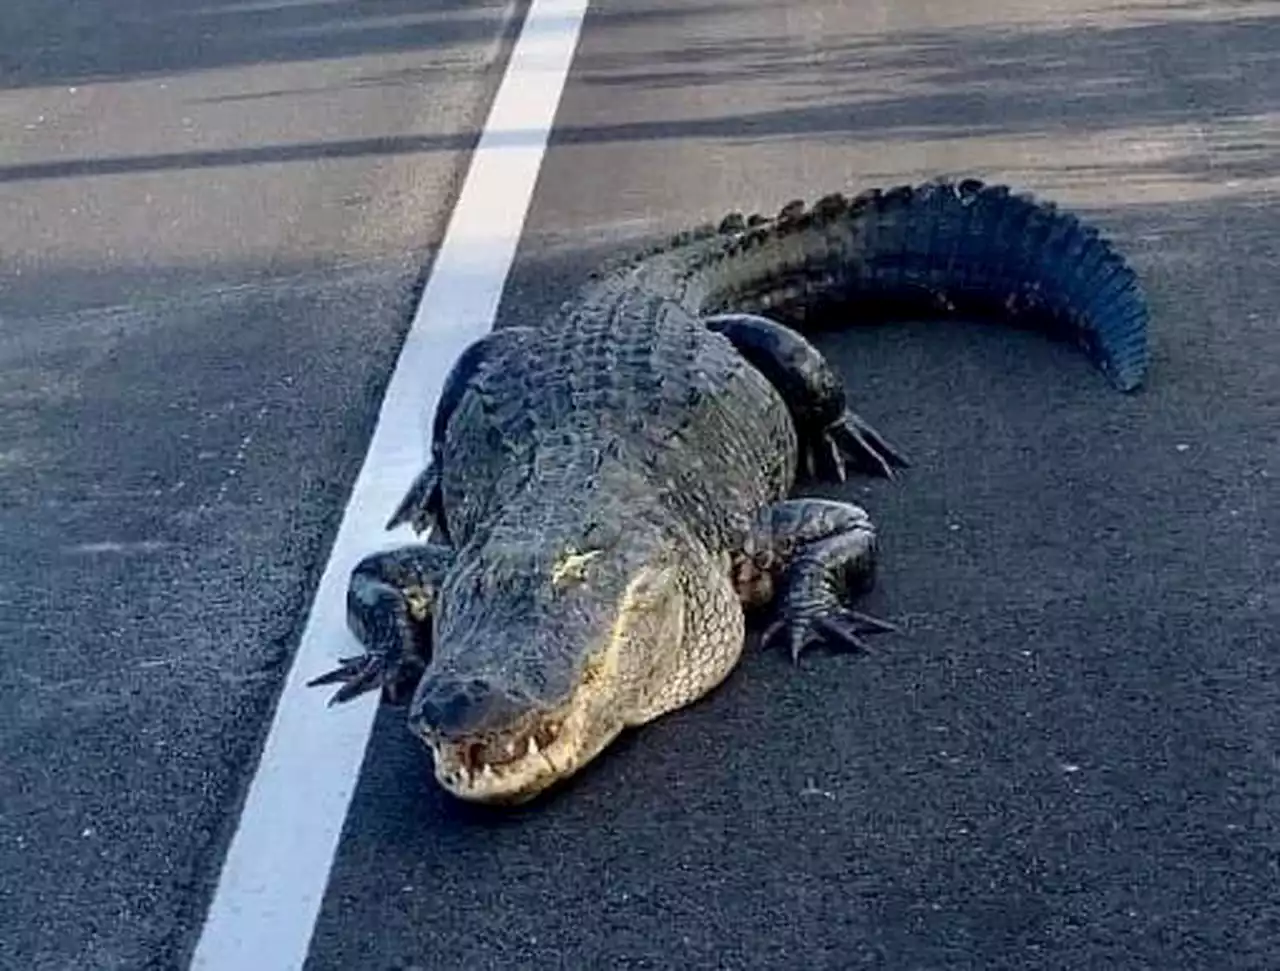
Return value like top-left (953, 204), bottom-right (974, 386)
top-left (409, 674), bottom-right (537, 741)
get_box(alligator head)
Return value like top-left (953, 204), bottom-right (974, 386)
top-left (409, 535), bottom-right (685, 805)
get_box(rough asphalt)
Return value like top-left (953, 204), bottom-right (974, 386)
top-left (5, 0), bottom-right (1279, 969)
top-left (0, 1), bottom-right (517, 967)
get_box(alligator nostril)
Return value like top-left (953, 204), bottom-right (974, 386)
top-left (410, 674), bottom-right (533, 740)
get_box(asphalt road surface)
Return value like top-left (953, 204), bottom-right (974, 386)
top-left (1, 0), bottom-right (519, 967)
top-left (4, 0), bottom-right (1279, 969)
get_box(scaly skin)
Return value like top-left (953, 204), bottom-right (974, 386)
top-left (310, 178), bottom-right (1148, 806)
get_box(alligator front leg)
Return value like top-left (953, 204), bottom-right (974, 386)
top-left (308, 544), bottom-right (453, 705)
top-left (705, 312), bottom-right (909, 482)
top-left (736, 498), bottom-right (898, 663)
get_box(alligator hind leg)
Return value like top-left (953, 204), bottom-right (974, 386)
top-left (387, 461), bottom-right (444, 539)
top-left (386, 325), bottom-right (536, 541)
top-left (705, 313), bottom-right (909, 482)
top-left (308, 544), bottom-right (453, 706)
top-left (737, 498), bottom-right (897, 663)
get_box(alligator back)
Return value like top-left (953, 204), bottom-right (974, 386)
top-left (440, 298), bottom-right (797, 556)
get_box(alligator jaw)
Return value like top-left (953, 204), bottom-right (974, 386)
top-left (416, 642), bottom-right (626, 806)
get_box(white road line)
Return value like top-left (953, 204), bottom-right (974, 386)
top-left (187, 1), bottom-right (589, 967)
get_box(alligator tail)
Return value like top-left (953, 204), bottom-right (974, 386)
top-left (679, 179), bottom-right (1149, 393)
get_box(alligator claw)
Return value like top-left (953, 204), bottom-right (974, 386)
top-left (812, 616), bottom-right (872, 655)
top-left (308, 648), bottom-right (425, 707)
top-left (386, 462), bottom-right (446, 538)
top-left (306, 654), bottom-right (370, 686)
top-left (821, 411), bottom-right (911, 481)
top-left (308, 654), bottom-right (386, 705)
top-left (840, 608), bottom-right (900, 634)
top-left (761, 606), bottom-right (898, 664)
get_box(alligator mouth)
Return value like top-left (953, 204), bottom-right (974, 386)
top-left (426, 709), bottom-right (575, 804)
top-left (419, 647), bottom-right (622, 805)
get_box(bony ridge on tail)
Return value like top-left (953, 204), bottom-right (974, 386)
top-left (309, 178), bottom-right (1148, 806)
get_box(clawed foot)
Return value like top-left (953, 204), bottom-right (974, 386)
top-left (803, 410), bottom-right (910, 482)
top-left (761, 607), bottom-right (899, 664)
top-left (386, 461), bottom-right (446, 539)
top-left (311, 544), bottom-right (449, 707)
top-left (308, 650), bottom-right (425, 706)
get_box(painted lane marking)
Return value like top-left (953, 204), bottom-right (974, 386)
top-left (187, 0), bottom-right (589, 967)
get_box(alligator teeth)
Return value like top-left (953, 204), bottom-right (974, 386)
top-left (528, 737), bottom-right (540, 756)
top-left (482, 764), bottom-right (496, 779)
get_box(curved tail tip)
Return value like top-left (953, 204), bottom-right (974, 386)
top-left (1096, 300), bottom-right (1150, 394)
top-left (1100, 324), bottom-right (1149, 393)
top-left (1111, 361), bottom-right (1147, 393)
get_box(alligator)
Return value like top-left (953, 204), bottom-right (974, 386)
top-left (310, 178), bottom-right (1148, 806)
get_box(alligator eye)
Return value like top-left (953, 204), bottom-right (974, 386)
top-left (583, 518), bottom-right (621, 547)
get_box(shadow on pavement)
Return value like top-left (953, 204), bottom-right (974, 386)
top-left (5, 5), bottom-right (1277, 202)
top-left (0, 0), bottom-right (747, 91)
